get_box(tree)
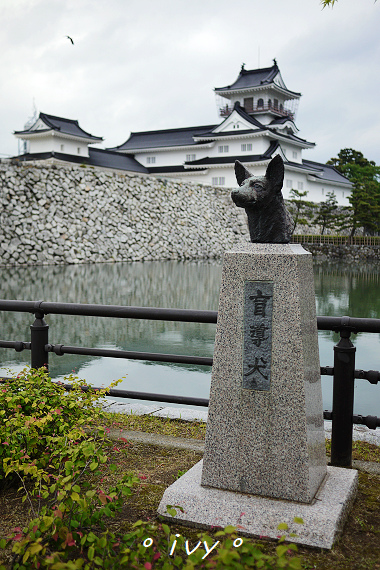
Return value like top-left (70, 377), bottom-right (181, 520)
top-left (314, 191), bottom-right (339, 234)
top-left (287, 188), bottom-right (315, 233)
top-left (327, 148), bottom-right (380, 236)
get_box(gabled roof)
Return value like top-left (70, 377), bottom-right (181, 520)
top-left (215, 62), bottom-right (301, 98)
top-left (209, 102), bottom-right (264, 132)
top-left (109, 124), bottom-right (217, 152)
top-left (12, 148), bottom-right (148, 173)
top-left (14, 112), bottom-right (103, 142)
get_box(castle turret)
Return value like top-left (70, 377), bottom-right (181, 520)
top-left (214, 60), bottom-right (300, 125)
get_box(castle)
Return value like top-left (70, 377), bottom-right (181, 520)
top-left (13, 61), bottom-right (351, 205)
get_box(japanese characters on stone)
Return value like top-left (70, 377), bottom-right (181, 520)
top-left (243, 281), bottom-right (274, 390)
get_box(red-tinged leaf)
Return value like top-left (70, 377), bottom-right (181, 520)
top-left (144, 563), bottom-right (152, 570)
top-left (98, 493), bottom-right (107, 505)
top-left (52, 533), bottom-right (58, 542)
top-left (13, 534), bottom-right (23, 541)
top-left (153, 552), bottom-right (161, 561)
top-left (32, 526), bottom-right (38, 533)
top-left (119, 437), bottom-right (129, 443)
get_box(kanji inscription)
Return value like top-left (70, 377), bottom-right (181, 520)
top-left (243, 281), bottom-right (273, 390)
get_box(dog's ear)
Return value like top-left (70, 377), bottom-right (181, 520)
top-left (235, 161), bottom-right (253, 186)
top-left (265, 155), bottom-right (284, 191)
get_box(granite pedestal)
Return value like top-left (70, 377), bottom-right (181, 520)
top-left (158, 244), bottom-right (357, 548)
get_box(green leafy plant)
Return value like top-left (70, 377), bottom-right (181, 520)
top-left (0, 367), bottom-right (118, 487)
top-left (0, 368), bottom-right (303, 569)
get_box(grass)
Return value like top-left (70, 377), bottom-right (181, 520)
top-left (2, 411), bottom-right (380, 568)
top-left (102, 410), bottom-right (208, 440)
top-left (103, 410), bottom-right (380, 463)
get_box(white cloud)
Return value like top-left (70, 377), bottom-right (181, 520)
top-left (1, 0), bottom-right (379, 165)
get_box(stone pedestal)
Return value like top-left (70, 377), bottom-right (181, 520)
top-left (158, 244), bottom-right (357, 549)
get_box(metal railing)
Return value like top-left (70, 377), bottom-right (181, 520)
top-left (291, 234), bottom-right (380, 246)
top-left (1, 299), bottom-right (380, 468)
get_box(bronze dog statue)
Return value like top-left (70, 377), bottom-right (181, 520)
top-left (231, 155), bottom-right (294, 243)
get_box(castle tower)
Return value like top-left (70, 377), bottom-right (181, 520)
top-left (215, 60), bottom-right (300, 126)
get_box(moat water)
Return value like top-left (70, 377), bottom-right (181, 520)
top-left (0, 260), bottom-right (379, 417)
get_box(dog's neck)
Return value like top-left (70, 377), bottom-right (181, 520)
top-left (245, 195), bottom-right (292, 243)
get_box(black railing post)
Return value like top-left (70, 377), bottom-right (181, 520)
top-left (330, 322), bottom-right (356, 467)
top-left (30, 304), bottom-right (49, 370)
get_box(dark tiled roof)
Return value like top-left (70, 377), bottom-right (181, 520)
top-left (302, 160), bottom-right (352, 186)
top-left (109, 125), bottom-right (218, 151)
top-left (88, 148), bottom-right (148, 172)
top-left (269, 117), bottom-right (294, 126)
top-left (14, 112), bottom-right (103, 142)
top-left (215, 65), bottom-right (279, 92)
top-left (11, 149), bottom-right (148, 173)
top-left (272, 131), bottom-right (315, 147)
top-left (215, 64), bottom-right (301, 97)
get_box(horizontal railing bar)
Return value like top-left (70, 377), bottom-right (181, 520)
top-left (1, 300), bottom-right (380, 333)
top-left (1, 340), bottom-right (379, 382)
top-left (45, 343), bottom-right (213, 366)
top-left (321, 366), bottom-right (379, 383)
top-left (323, 410), bottom-right (380, 430)
top-left (64, 385), bottom-right (210, 407)
top-left (0, 340), bottom-right (31, 351)
top-left (317, 315), bottom-right (380, 333)
top-left (0, 300), bottom-right (218, 324)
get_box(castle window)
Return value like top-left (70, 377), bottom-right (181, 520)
top-left (321, 188), bottom-right (324, 195)
top-left (60, 144), bottom-right (64, 152)
top-left (77, 147), bottom-right (81, 154)
top-left (146, 156), bottom-right (156, 164)
top-left (274, 99), bottom-right (279, 110)
top-left (257, 98), bottom-right (264, 108)
top-left (293, 151), bottom-right (298, 159)
top-left (186, 154), bottom-right (196, 161)
top-left (212, 177), bottom-right (225, 186)
top-left (241, 143), bottom-right (252, 152)
top-left (244, 97), bottom-right (253, 112)
top-left (268, 99), bottom-right (272, 108)
top-left (286, 179), bottom-right (293, 188)
top-left (298, 181), bottom-right (304, 190)
top-left (280, 103), bottom-right (283, 112)
top-left (218, 145), bottom-right (229, 153)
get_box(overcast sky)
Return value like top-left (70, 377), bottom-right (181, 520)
top-left (1, 0), bottom-right (379, 165)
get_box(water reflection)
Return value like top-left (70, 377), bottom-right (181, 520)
top-left (0, 260), bottom-right (379, 415)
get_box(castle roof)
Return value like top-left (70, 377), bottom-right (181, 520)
top-left (12, 147), bottom-right (148, 173)
top-left (215, 62), bottom-right (301, 99)
top-left (110, 125), bottom-right (218, 152)
top-left (14, 112), bottom-right (103, 142)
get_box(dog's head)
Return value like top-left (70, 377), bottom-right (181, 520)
top-left (231, 155), bottom-right (285, 208)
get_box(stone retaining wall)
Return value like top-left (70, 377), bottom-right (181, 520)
top-left (300, 243), bottom-right (380, 262)
top-left (1, 161), bottom-right (378, 266)
top-left (0, 162), bottom-right (248, 266)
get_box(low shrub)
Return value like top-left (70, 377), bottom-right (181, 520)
top-left (0, 368), bottom-right (302, 569)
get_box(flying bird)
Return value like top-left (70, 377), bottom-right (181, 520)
top-left (66, 36), bottom-right (74, 45)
